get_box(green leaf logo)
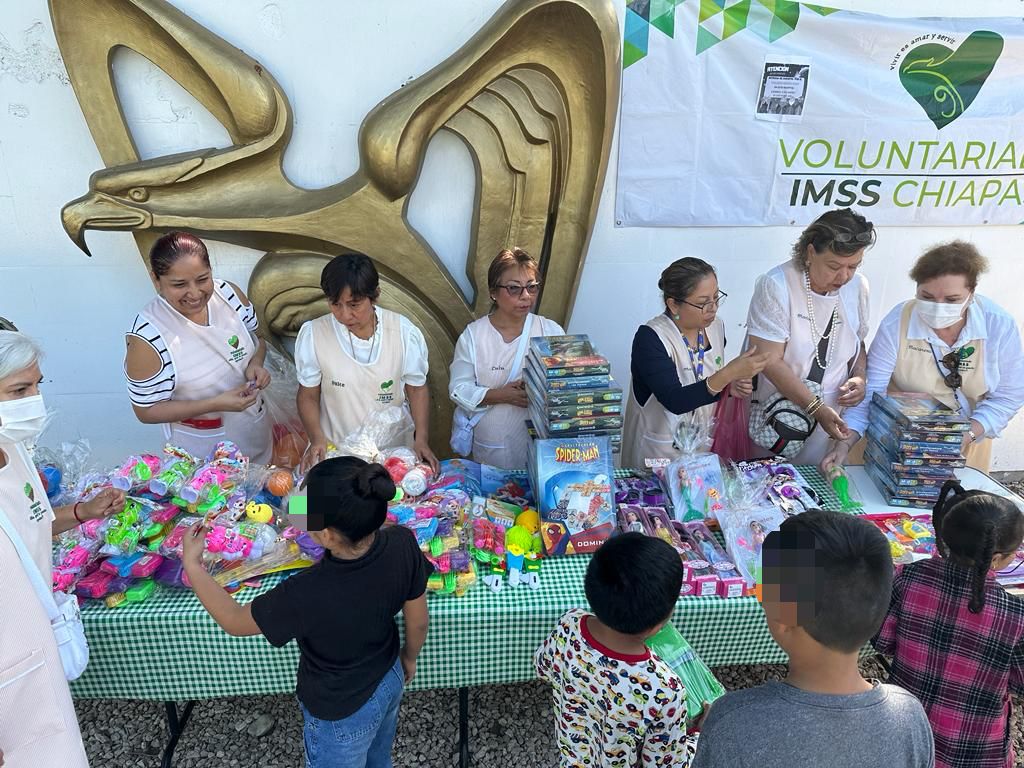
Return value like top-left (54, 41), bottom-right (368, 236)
top-left (959, 345), bottom-right (976, 359)
top-left (227, 335), bottom-right (240, 349)
top-left (24, 482), bottom-right (34, 501)
top-left (899, 31), bottom-right (1003, 129)
top-left (380, 379), bottom-right (394, 391)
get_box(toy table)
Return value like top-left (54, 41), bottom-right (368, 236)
top-left (70, 465), bottom-right (1013, 767)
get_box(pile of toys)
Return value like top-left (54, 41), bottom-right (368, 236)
top-left (616, 504), bottom-right (744, 597)
top-left (47, 441), bottom-right (318, 607)
top-left (863, 392), bottom-right (969, 509)
top-left (383, 457), bottom-right (545, 596)
top-left (524, 334), bottom-right (623, 449)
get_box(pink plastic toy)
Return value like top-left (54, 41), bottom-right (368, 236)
top-left (129, 552), bottom-right (165, 579)
top-left (111, 454), bottom-right (162, 492)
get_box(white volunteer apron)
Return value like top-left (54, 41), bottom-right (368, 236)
top-left (891, 301), bottom-right (991, 471)
top-left (621, 313), bottom-right (725, 468)
top-left (752, 261), bottom-right (860, 466)
top-left (468, 314), bottom-right (543, 470)
top-left (141, 284), bottom-right (272, 463)
top-left (0, 443), bottom-right (88, 768)
top-left (311, 308), bottom-right (409, 447)
top-left (0, 441), bottom-right (55, 581)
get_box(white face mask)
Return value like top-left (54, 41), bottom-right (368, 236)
top-left (915, 295), bottom-right (972, 330)
top-left (0, 394), bottom-right (48, 445)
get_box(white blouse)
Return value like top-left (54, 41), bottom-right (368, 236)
top-left (125, 280), bottom-right (258, 406)
top-left (293, 306), bottom-right (429, 389)
top-left (746, 264), bottom-right (870, 345)
top-left (449, 315), bottom-right (565, 412)
top-left (845, 294), bottom-right (1024, 438)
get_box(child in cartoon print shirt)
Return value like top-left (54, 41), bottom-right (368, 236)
top-left (535, 534), bottom-right (698, 767)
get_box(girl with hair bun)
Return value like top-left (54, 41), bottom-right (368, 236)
top-left (124, 231), bottom-right (273, 462)
top-left (183, 455), bottom-right (432, 768)
top-left (874, 482), bottom-right (1024, 768)
top-left (622, 257), bottom-right (770, 467)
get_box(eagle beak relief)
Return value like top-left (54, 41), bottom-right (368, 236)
top-left (61, 191), bottom-right (152, 256)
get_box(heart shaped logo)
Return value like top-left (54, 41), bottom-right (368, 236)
top-left (227, 335), bottom-right (240, 348)
top-left (899, 31), bottom-right (1003, 129)
top-left (380, 379), bottom-right (394, 391)
top-left (959, 345), bottom-right (976, 359)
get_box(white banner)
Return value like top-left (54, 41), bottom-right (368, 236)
top-left (616, 2), bottom-right (1024, 226)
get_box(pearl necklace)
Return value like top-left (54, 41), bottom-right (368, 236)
top-left (803, 270), bottom-right (838, 370)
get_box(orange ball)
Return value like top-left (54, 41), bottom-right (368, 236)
top-left (272, 428), bottom-right (308, 469)
top-left (267, 470), bottom-right (294, 497)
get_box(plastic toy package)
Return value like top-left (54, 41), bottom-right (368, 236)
top-left (680, 521), bottom-right (745, 598)
top-left (645, 622), bottom-right (725, 724)
top-left (716, 465), bottom-right (786, 588)
top-left (261, 349), bottom-right (311, 469)
top-left (33, 438), bottom-right (93, 505)
top-left (327, 405), bottom-right (414, 465)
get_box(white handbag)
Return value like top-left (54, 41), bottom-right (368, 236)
top-left (0, 510), bottom-right (89, 681)
top-left (450, 316), bottom-right (534, 456)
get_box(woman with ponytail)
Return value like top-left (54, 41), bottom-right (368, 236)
top-left (182, 457), bottom-right (433, 768)
top-left (874, 481), bottom-right (1024, 768)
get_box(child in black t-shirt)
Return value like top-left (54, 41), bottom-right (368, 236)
top-left (183, 457), bottom-right (432, 768)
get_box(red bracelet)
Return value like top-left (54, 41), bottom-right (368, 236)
top-left (73, 502), bottom-right (84, 524)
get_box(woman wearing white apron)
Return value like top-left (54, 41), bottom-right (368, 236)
top-left (124, 233), bottom-right (273, 463)
top-left (0, 332), bottom-right (124, 768)
top-left (295, 254), bottom-right (439, 473)
top-left (746, 209), bottom-right (873, 466)
top-left (823, 241), bottom-right (1024, 474)
top-left (449, 248), bottom-right (564, 469)
top-left (621, 258), bottom-right (770, 468)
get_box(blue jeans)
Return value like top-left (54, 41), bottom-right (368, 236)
top-left (301, 657), bottom-right (405, 768)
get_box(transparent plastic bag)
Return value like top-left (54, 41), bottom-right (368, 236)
top-left (328, 405), bottom-right (414, 464)
top-left (260, 352), bottom-right (309, 469)
top-left (665, 415), bottom-right (725, 523)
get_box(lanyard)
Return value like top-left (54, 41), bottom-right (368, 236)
top-left (681, 329), bottom-right (706, 381)
top-left (929, 344), bottom-right (971, 415)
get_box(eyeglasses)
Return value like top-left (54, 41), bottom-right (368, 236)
top-left (497, 282), bottom-right (541, 298)
top-left (679, 290), bottom-right (728, 313)
top-left (832, 230), bottom-right (873, 244)
top-left (999, 553), bottom-right (1024, 575)
top-left (940, 350), bottom-right (963, 390)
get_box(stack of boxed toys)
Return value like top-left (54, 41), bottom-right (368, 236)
top-left (863, 392), bottom-right (969, 509)
top-left (523, 334), bottom-right (623, 451)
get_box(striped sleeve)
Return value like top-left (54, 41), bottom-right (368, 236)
top-left (217, 280), bottom-right (259, 333)
top-left (125, 314), bottom-right (176, 406)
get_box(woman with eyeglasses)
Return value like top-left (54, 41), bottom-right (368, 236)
top-left (823, 241), bottom-right (1024, 474)
top-left (448, 248), bottom-right (564, 469)
top-left (746, 208), bottom-right (874, 465)
top-left (621, 258), bottom-right (770, 468)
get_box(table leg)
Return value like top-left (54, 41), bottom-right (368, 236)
top-left (458, 686), bottom-right (470, 768)
top-left (161, 700), bottom-right (197, 768)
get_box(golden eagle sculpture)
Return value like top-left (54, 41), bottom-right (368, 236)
top-left (52, 0), bottom-right (620, 457)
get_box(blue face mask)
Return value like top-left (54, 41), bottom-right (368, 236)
top-left (0, 394), bottom-right (48, 444)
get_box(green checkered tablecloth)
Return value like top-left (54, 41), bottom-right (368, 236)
top-left (70, 466), bottom-right (842, 700)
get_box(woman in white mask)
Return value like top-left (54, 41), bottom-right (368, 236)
top-left (822, 241), bottom-right (1024, 472)
top-left (0, 331), bottom-right (123, 767)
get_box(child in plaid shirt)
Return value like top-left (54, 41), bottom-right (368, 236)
top-left (875, 482), bottom-right (1024, 768)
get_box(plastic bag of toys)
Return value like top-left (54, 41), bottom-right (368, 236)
top-left (328, 405), bottom-right (414, 465)
top-left (260, 350), bottom-right (310, 469)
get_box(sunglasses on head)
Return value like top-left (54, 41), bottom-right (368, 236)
top-left (940, 350), bottom-right (963, 390)
top-left (830, 229), bottom-right (874, 245)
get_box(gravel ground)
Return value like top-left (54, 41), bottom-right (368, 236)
top-left (75, 660), bottom-right (1024, 767)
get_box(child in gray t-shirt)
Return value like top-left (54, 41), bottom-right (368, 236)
top-left (691, 510), bottom-right (934, 768)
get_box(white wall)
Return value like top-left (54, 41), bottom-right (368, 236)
top-left (2, 0), bottom-right (1023, 468)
